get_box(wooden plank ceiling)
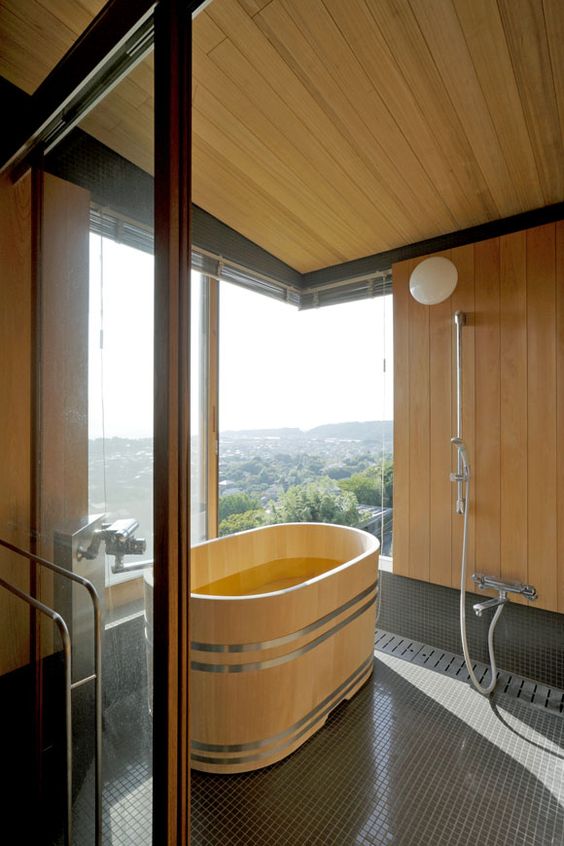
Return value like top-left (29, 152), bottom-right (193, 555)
top-left (0, 0), bottom-right (562, 273)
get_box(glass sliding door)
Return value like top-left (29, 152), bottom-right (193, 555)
top-left (38, 42), bottom-right (156, 846)
top-left (0, 1), bottom-right (197, 843)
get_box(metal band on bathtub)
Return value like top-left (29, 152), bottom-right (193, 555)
top-left (190, 655), bottom-right (374, 766)
top-left (191, 654), bottom-right (374, 754)
top-left (191, 579), bottom-right (378, 654)
top-left (190, 592), bottom-right (377, 673)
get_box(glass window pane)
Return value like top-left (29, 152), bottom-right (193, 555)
top-left (88, 233), bottom-right (155, 586)
top-left (218, 283), bottom-right (394, 553)
top-left (191, 271), bottom-right (209, 545)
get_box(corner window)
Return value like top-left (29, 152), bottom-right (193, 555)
top-left (218, 282), bottom-right (393, 555)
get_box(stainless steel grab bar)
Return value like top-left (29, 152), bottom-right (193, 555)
top-left (0, 537), bottom-right (103, 846)
top-left (0, 574), bottom-right (73, 844)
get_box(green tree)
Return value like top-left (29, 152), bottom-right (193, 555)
top-left (241, 457), bottom-right (263, 475)
top-left (338, 460), bottom-right (393, 507)
top-left (326, 465), bottom-right (350, 480)
top-left (219, 508), bottom-right (266, 537)
top-left (219, 492), bottom-right (260, 521)
top-left (271, 478), bottom-right (360, 526)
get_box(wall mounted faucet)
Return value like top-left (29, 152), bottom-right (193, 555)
top-left (473, 592), bottom-right (507, 617)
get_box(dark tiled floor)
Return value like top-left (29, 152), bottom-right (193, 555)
top-left (74, 649), bottom-right (564, 845)
top-left (191, 653), bottom-right (564, 846)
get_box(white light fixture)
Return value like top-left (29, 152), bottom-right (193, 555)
top-left (409, 256), bottom-right (458, 305)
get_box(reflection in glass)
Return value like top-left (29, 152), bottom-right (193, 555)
top-left (89, 233), bottom-right (155, 584)
top-left (38, 49), bottom-right (156, 845)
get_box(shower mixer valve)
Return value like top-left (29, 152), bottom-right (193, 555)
top-left (78, 517), bottom-right (147, 573)
top-left (471, 573), bottom-right (537, 616)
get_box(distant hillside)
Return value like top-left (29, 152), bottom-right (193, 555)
top-left (221, 427), bottom-right (303, 439)
top-left (307, 421), bottom-right (393, 444)
top-left (222, 421), bottom-right (393, 445)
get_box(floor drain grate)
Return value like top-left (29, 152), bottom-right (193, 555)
top-left (375, 629), bottom-right (564, 716)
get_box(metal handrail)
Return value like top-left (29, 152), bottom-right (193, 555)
top-left (0, 537), bottom-right (102, 846)
top-left (0, 575), bottom-right (72, 844)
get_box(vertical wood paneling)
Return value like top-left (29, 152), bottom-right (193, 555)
top-left (526, 225), bottom-right (557, 610)
top-left (0, 173), bottom-right (32, 676)
top-left (39, 176), bottom-right (90, 538)
top-left (408, 271), bottom-right (430, 581)
top-left (474, 239), bottom-right (501, 580)
top-left (39, 173), bottom-right (90, 654)
top-left (393, 223), bottom-right (562, 613)
top-left (499, 232), bottom-right (528, 600)
top-left (429, 252), bottom-right (452, 587)
top-left (450, 245), bottom-right (475, 590)
top-left (392, 259), bottom-right (412, 576)
top-left (557, 221), bottom-right (564, 613)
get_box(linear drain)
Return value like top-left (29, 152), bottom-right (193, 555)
top-left (375, 629), bottom-right (564, 717)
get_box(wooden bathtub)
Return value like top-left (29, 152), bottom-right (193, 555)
top-left (146, 522), bottom-right (379, 774)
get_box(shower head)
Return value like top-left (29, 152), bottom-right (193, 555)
top-left (451, 437), bottom-right (470, 472)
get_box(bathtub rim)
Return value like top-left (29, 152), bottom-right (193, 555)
top-left (144, 522), bottom-right (379, 602)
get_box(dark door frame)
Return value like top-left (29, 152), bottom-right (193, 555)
top-left (1, 1), bottom-right (203, 843)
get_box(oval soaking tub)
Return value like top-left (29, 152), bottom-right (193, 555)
top-left (146, 522), bottom-right (379, 774)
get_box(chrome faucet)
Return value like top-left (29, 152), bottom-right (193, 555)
top-left (471, 573), bottom-right (537, 617)
top-left (473, 592), bottom-right (507, 617)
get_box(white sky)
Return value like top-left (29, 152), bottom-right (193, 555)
top-left (219, 282), bottom-right (393, 431)
top-left (89, 236), bottom-right (154, 439)
top-left (89, 235), bottom-right (393, 439)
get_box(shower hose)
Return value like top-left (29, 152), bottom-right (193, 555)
top-left (459, 473), bottom-right (504, 696)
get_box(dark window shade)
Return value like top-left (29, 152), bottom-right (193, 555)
top-left (90, 207), bottom-right (390, 308)
top-left (299, 274), bottom-right (392, 310)
top-left (90, 206), bottom-right (154, 254)
top-left (191, 249), bottom-right (301, 305)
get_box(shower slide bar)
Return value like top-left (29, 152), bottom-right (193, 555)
top-left (453, 311), bottom-right (466, 514)
top-left (0, 537), bottom-right (102, 846)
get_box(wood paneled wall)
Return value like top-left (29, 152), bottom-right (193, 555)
top-left (393, 221), bottom-right (564, 613)
top-left (39, 173), bottom-right (89, 560)
top-left (0, 171), bottom-right (89, 675)
top-left (37, 173), bottom-right (90, 654)
top-left (0, 172), bottom-right (32, 675)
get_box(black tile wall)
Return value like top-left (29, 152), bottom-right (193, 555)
top-left (377, 570), bottom-right (564, 689)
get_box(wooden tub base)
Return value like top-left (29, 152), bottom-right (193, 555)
top-left (190, 654), bottom-right (374, 774)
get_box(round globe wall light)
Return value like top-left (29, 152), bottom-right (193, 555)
top-left (409, 256), bottom-right (458, 305)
